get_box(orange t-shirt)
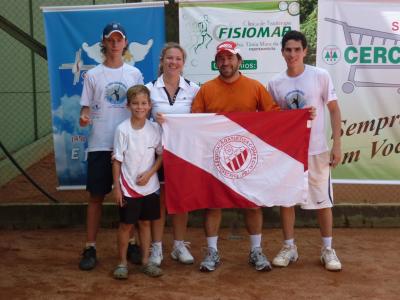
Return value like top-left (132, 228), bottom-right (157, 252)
top-left (191, 74), bottom-right (280, 113)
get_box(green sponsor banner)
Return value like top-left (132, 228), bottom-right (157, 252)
top-left (179, 1), bottom-right (299, 85)
top-left (211, 60), bottom-right (258, 70)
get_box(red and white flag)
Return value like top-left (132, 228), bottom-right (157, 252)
top-left (162, 110), bottom-right (311, 214)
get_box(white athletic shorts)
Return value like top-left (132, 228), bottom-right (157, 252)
top-left (301, 151), bottom-right (334, 210)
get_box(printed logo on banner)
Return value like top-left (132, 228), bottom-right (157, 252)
top-left (211, 60), bottom-right (257, 71)
top-left (278, 1), bottom-right (300, 16)
top-left (213, 135), bottom-right (258, 179)
top-left (59, 49), bottom-right (95, 86)
top-left (180, 1), bottom-right (300, 86)
top-left (323, 18), bottom-right (400, 94)
top-left (186, 11), bottom-right (294, 71)
top-left (193, 15), bottom-right (213, 54)
top-left (59, 39), bottom-right (153, 86)
top-left (322, 45), bottom-right (341, 65)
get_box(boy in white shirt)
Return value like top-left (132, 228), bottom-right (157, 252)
top-left (112, 85), bottom-right (163, 279)
top-left (79, 22), bottom-right (143, 271)
top-left (268, 30), bottom-right (342, 271)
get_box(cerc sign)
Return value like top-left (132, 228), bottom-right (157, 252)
top-left (344, 46), bottom-right (400, 64)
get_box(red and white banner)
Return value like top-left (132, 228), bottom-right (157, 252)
top-left (162, 110), bottom-right (311, 214)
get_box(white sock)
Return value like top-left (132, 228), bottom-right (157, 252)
top-left (207, 236), bottom-right (218, 250)
top-left (128, 238), bottom-right (136, 245)
top-left (85, 242), bottom-right (96, 249)
top-left (322, 237), bottom-right (332, 249)
top-left (249, 234), bottom-right (262, 251)
top-left (284, 239), bottom-right (295, 247)
top-left (174, 240), bottom-right (184, 248)
top-left (152, 241), bottom-right (162, 250)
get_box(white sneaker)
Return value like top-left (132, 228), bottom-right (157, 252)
top-left (148, 243), bottom-right (163, 266)
top-left (171, 242), bottom-right (194, 264)
top-left (248, 247), bottom-right (272, 271)
top-left (200, 247), bottom-right (220, 272)
top-left (272, 245), bottom-right (298, 267)
top-left (321, 247), bottom-right (342, 271)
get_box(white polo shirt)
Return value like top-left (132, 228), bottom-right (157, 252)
top-left (145, 75), bottom-right (199, 120)
top-left (113, 119), bottom-right (162, 198)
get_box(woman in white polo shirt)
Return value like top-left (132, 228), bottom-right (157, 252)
top-left (145, 42), bottom-right (199, 266)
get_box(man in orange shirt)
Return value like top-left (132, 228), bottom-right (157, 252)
top-left (192, 41), bottom-right (280, 272)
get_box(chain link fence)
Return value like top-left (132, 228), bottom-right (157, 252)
top-left (0, 0), bottom-right (130, 204)
top-left (0, 1), bottom-right (398, 205)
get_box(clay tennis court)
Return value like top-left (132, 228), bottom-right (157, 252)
top-left (1, 154), bottom-right (399, 299)
top-left (1, 226), bottom-right (399, 299)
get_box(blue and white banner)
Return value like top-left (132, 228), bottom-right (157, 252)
top-left (42, 3), bottom-right (165, 189)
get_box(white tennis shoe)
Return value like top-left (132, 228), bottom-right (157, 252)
top-left (171, 241), bottom-right (194, 264)
top-left (272, 244), bottom-right (298, 267)
top-left (321, 247), bottom-right (342, 271)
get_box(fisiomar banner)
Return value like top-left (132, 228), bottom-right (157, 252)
top-left (179, 0), bottom-right (300, 85)
top-left (42, 3), bottom-right (165, 189)
top-left (317, 0), bottom-right (400, 183)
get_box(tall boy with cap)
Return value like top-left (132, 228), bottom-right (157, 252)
top-left (78, 22), bottom-right (144, 270)
top-left (191, 41), bottom-right (280, 272)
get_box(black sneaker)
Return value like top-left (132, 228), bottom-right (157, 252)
top-left (127, 243), bottom-right (142, 265)
top-left (79, 246), bottom-right (97, 270)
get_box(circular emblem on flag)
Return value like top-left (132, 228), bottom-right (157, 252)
top-left (213, 135), bottom-right (258, 179)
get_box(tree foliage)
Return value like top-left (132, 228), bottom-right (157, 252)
top-left (299, 0), bottom-right (317, 23)
top-left (300, 0), bottom-right (318, 65)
